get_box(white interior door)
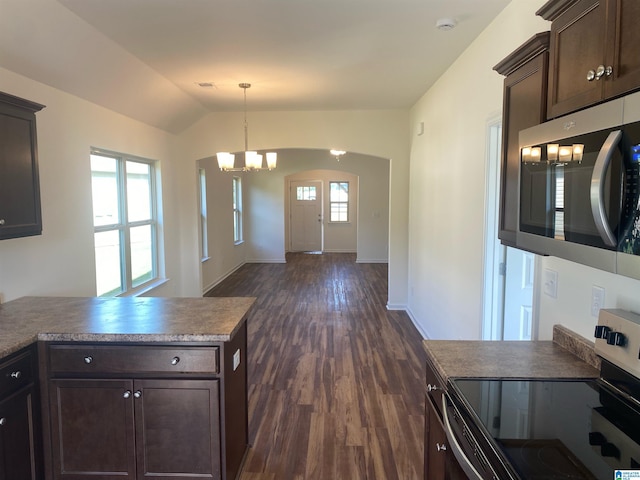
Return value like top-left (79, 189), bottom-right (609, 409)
top-left (290, 180), bottom-right (322, 252)
top-left (503, 247), bottom-right (534, 340)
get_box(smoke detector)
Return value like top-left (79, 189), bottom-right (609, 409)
top-left (436, 18), bottom-right (457, 31)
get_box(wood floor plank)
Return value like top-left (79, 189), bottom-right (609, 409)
top-left (206, 252), bottom-right (427, 479)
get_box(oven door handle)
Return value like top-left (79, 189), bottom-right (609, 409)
top-left (442, 394), bottom-right (484, 480)
top-left (591, 129), bottom-right (622, 247)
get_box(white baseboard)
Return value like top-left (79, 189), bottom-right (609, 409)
top-left (404, 306), bottom-right (429, 339)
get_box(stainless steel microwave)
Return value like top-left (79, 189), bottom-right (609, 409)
top-left (517, 92), bottom-right (640, 280)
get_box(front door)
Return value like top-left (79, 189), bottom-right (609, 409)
top-left (290, 180), bottom-right (322, 252)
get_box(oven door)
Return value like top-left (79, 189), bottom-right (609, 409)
top-left (442, 394), bottom-right (508, 480)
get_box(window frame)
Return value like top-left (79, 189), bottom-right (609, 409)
top-left (329, 181), bottom-right (350, 223)
top-left (90, 148), bottom-right (159, 296)
top-left (233, 176), bottom-right (243, 244)
top-left (198, 167), bottom-right (209, 261)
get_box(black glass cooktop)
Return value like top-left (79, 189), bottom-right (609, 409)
top-left (450, 378), bottom-right (640, 480)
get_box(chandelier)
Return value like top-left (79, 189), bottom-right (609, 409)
top-left (217, 83), bottom-right (277, 171)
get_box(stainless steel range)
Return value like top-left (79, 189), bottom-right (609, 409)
top-left (444, 309), bottom-right (640, 479)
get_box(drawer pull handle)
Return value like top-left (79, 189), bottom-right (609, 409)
top-left (0, 418), bottom-right (6, 426)
top-left (171, 356), bottom-right (180, 365)
top-left (134, 390), bottom-right (142, 399)
top-left (123, 390), bottom-right (131, 399)
top-left (436, 442), bottom-right (447, 452)
top-left (427, 384), bottom-right (439, 392)
top-left (10, 371), bottom-right (22, 379)
top-left (84, 356), bottom-right (93, 364)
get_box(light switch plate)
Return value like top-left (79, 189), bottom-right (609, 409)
top-left (233, 349), bottom-right (241, 371)
top-left (591, 286), bottom-right (605, 317)
top-left (543, 269), bottom-right (558, 298)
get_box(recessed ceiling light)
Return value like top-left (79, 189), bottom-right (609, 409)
top-left (435, 18), bottom-right (457, 31)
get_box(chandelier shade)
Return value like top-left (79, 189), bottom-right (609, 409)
top-left (217, 83), bottom-right (277, 172)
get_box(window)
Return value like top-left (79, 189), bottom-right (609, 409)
top-left (199, 168), bottom-right (208, 260)
top-left (329, 181), bottom-right (349, 222)
top-left (233, 176), bottom-right (243, 243)
top-left (90, 149), bottom-right (159, 296)
top-left (296, 185), bottom-right (317, 201)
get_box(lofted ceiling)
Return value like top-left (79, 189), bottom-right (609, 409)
top-left (0, 0), bottom-right (510, 133)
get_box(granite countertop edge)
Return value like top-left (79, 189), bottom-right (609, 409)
top-left (423, 324), bottom-right (601, 384)
top-left (0, 296), bottom-right (256, 359)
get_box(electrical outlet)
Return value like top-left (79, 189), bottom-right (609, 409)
top-left (591, 286), bottom-right (605, 317)
top-left (543, 269), bottom-right (558, 298)
top-left (233, 349), bottom-right (241, 371)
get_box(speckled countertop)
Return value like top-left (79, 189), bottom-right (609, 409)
top-left (424, 325), bottom-right (600, 383)
top-left (0, 296), bottom-right (256, 358)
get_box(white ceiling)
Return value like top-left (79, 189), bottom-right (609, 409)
top-left (0, 0), bottom-right (510, 133)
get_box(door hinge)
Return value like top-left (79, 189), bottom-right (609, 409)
top-left (499, 262), bottom-right (506, 276)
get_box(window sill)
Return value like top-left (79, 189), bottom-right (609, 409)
top-left (117, 278), bottom-right (170, 297)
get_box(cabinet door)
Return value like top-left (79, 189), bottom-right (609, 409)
top-left (603, 0), bottom-right (640, 99)
top-left (49, 379), bottom-right (136, 479)
top-left (499, 52), bottom-right (548, 245)
top-left (424, 395), bottom-right (445, 480)
top-left (0, 386), bottom-right (40, 480)
top-left (425, 395), bottom-right (467, 480)
top-left (134, 379), bottom-right (221, 480)
top-left (0, 93), bottom-right (44, 240)
top-left (547, 0), bottom-right (606, 118)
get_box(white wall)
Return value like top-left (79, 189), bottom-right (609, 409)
top-left (178, 111), bottom-right (408, 304)
top-left (407, 1), bottom-right (549, 339)
top-left (0, 67), bottom-right (188, 302)
top-left (537, 257), bottom-right (640, 341)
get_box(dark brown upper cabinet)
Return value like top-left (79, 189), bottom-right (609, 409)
top-left (493, 32), bottom-right (550, 247)
top-left (0, 92), bottom-right (45, 240)
top-left (539, 0), bottom-right (640, 119)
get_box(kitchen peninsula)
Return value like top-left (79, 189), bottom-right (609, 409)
top-left (0, 295), bottom-right (255, 480)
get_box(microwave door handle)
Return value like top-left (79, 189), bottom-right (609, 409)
top-left (590, 130), bottom-right (622, 247)
top-left (441, 395), bottom-right (484, 480)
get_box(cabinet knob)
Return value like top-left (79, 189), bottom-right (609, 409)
top-left (123, 390), bottom-right (132, 399)
top-left (436, 442), bottom-right (447, 452)
top-left (84, 356), bottom-right (93, 364)
top-left (134, 390), bottom-right (142, 399)
top-left (10, 371), bottom-right (22, 379)
top-left (0, 418), bottom-right (6, 426)
top-left (427, 383), bottom-right (439, 392)
top-left (595, 65), bottom-right (607, 80)
top-left (171, 356), bottom-right (180, 365)
top-left (587, 69), bottom-right (596, 81)
top-left (0, 219), bottom-right (4, 225)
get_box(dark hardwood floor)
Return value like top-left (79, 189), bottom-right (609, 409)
top-left (206, 252), bottom-right (427, 480)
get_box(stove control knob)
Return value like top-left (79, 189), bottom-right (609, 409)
top-left (606, 331), bottom-right (627, 346)
top-left (594, 325), bottom-right (611, 339)
top-left (601, 442), bottom-right (621, 459)
top-left (589, 431), bottom-right (606, 446)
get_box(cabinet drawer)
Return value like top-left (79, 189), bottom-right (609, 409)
top-left (48, 345), bottom-right (219, 375)
top-left (425, 358), bottom-right (445, 417)
top-left (0, 350), bottom-right (34, 398)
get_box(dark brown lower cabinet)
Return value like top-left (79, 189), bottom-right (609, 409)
top-left (49, 378), bottom-right (221, 479)
top-left (0, 385), bottom-right (41, 480)
top-left (424, 394), bottom-right (467, 480)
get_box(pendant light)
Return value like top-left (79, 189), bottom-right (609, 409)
top-left (217, 83), bottom-right (277, 171)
